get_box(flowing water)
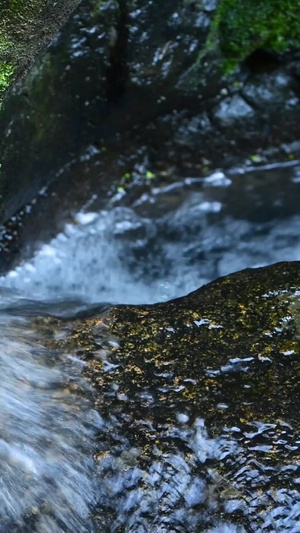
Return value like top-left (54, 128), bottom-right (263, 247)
top-left (1, 161), bottom-right (300, 304)
top-left (0, 298), bottom-right (100, 532)
top-left (0, 160), bottom-right (300, 531)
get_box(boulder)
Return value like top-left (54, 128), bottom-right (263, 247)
top-left (31, 261), bottom-right (300, 531)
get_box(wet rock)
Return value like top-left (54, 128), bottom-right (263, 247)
top-left (1, 0), bottom-right (300, 245)
top-left (31, 261), bottom-right (300, 531)
top-left (0, 0), bottom-right (82, 104)
top-left (241, 72), bottom-right (295, 109)
top-left (213, 95), bottom-right (254, 125)
top-left (202, 0), bottom-right (218, 12)
top-left (0, 0), bottom-right (119, 219)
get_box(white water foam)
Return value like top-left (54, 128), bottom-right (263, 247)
top-left (0, 310), bottom-right (101, 532)
top-left (2, 203), bottom-right (300, 307)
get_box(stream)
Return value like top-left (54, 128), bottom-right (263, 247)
top-left (0, 158), bottom-right (299, 531)
top-left (0, 304), bottom-right (99, 532)
top-left (1, 160), bottom-right (300, 304)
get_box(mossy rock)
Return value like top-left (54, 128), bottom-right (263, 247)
top-left (211, 0), bottom-right (300, 72)
top-left (0, 0), bottom-right (82, 107)
top-left (32, 261), bottom-right (300, 530)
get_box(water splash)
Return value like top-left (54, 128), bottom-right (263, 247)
top-left (2, 164), bottom-right (300, 305)
top-left (0, 163), bottom-right (300, 530)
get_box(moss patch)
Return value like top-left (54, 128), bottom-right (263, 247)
top-left (212, 0), bottom-right (300, 72)
top-left (0, 62), bottom-right (15, 107)
top-left (0, 0), bottom-right (82, 109)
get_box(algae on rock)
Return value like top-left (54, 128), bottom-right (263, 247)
top-left (0, 0), bottom-right (82, 106)
top-left (210, 0), bottom-right (300, 72)
top-left (32, 261), bottom-right (300, 531)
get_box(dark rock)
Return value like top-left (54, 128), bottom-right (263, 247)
top-left (0, 0), bottom-right (82, 104)
top-left (33, 261), bottom-right (300, 531)
top-left (1, 0), bottom-right (300, 257)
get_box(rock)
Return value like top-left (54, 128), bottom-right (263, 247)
top-left (0, 0), bottom-right (82, 106)
top-left (1, 0), bottom-right (300, 246)
top-left (213, 94), bottom-right (254, 125)
top-left (32, 261), bottom-right (300, 531)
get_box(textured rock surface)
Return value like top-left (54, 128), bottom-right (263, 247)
top-left (28, 261), bottom-right (300, 531)
top-left (0, 0), bottom-right (82, 105)
top-left (1, 0), bottom-right (300, 225)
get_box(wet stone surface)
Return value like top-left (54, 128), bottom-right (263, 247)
top-left (1, 0), bottom-right (300, 226)
top-left (28, 261), bottom-right (300, 532)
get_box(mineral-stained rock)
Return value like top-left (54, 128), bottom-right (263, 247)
top-left (30, 261), bottom-right (300, 531)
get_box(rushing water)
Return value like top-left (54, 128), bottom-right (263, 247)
top-left (1, 161), bottom-right (300, 304)
top-left (0, 161), bottom-right (300, 531)
top-left (0, 298), bottom-right (102, 532)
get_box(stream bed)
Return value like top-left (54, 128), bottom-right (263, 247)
top-left (2, 0), bottom-right (300, 529)
top-left (0, 158), bottom-right (299, 532)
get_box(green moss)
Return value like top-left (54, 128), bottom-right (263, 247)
top-left (212, 0), bottom-right (300, 72)
top-left (6, 0), bottom-right (43, 18)
top-left (0, 62), bottom-right (15, 103)
top-left (9, 0), bottom-right (29, 14)
top-left (0, 0), bottom-right (82, 113)
top-left (0, 34), bottom-right (11, 56)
